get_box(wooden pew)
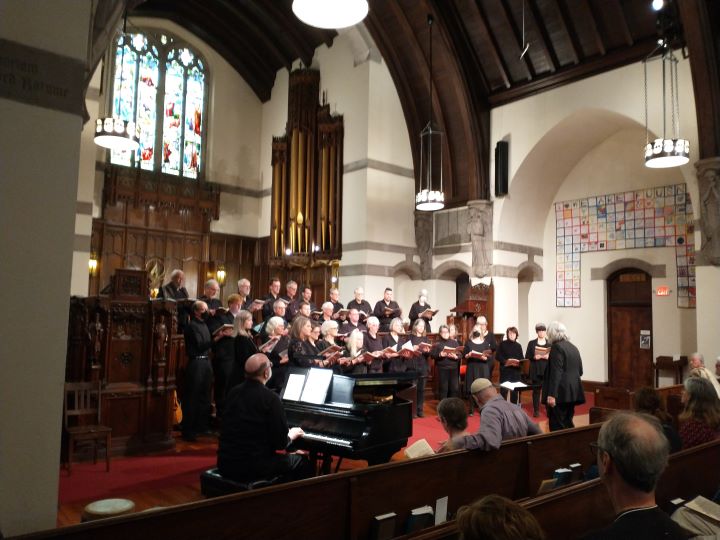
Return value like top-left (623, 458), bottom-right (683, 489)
top-left (593, 384), bottom-right (684, 428)
top-left (402, 438), bottom-right (720, 540)
top-left (588, 406), bottom-right (617, 424)
top-left (594, 386), bottom-right (632, 409)
top-left (13, 426), bottom-right (601, 540)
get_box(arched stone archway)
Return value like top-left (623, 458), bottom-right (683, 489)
top-left (433, 260), bottom-right (472, 280)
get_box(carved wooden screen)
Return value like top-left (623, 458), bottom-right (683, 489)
top-left (270, 69), bottom-right (343, 262)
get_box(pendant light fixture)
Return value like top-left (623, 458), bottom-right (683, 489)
top-left (94, 10), bottom-right (140, 152)
top-left (416, 14), bottom-right (445, 212)
top-left (643, 39), bottom-right (689, 168)
top-left (292, 0), bottom-right (368, 30)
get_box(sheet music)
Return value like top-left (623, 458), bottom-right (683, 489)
top-left (300, 368), bottom-right (334, 404)
top-left (283, 373), bottom-right (306, 401)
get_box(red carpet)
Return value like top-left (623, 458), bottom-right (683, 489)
top-left (58, 393), bottom-right (594, 505)
top-left (58, 447), bottom-right (217, 504)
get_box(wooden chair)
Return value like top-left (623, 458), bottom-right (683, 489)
top-left (63, 381), bottom-right (111, 473)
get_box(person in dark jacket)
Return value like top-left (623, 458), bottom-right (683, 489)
top-left (542, 321), bottom-right (585, 431)
top-left (525, 322), bottom-right (550, 417)
top-left (496, 326), bottom-right (524, 404)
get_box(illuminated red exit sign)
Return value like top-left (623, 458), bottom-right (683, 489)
top-left (656, 286), bottom-right (671, 296)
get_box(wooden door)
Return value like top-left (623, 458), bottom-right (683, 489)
top-left (607, 270), bottom-right (653, 389)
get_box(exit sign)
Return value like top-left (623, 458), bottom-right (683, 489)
top-left (656, 286), bottom-right (671, 296)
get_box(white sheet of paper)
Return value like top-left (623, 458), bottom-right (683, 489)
top-left (300, 368), bottom-right (334, 404)
top-left (283, 373), bottom-right (305, 401)
top-left (500, 381), bottom-right (528, 390)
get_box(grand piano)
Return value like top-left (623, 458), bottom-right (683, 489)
top-left (282, 368), bottom-right (414, 467)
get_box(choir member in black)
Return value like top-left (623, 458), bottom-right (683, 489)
top-left (316, 320), bottom-right (340, 353)
top-left (288, 285), bottom-right (316, 320)
top-left (433, 324), bottom-right (461, 400)
top-left (373, 287), bottom-right (402, 332)
top-left (308, 322), bottom-right (321, 348)
top-left (407, 319), bottom-right (431, 417)
top-left (346, 287), bottom-right (373, 321)
top-left (198, 279), bottom-right (222, 314)
top-left (408, 288), bottom-right (435, 333)
top-left (287, 316), bottom-right (329, 369)
top-left (259, 299), bottom-right (288, 340)
top-left (159, 269), bottom-right (189, 300)
top-left (261, 277), bottom-right (282, 321)
top-left (383, 317), bottom-right (407, 373)
top-left (280, 280), bottom-right (297, 305)
top-left (159, 269), bottom-right (191, 330)
top-left (449, 324), bottom-right (462, 346)
top-left (525, 322), bottom-right (549, 417)
top-left (217, 353), bottom-right (311, 484)
top-left (264, 316), bottom-right (290, 393)
top-left (317, 302), bottom-right (335, 323)
top-left (181, 300), bottom-right (213, 441)
top-left (237, 278), bottom-right (263, 313)
top-left (462, 318), bottom-right (497, 415)
top-left (339, 329), bottom-right (369, 375)
top-left (329, 287), bottom-right (345, 320)
top-left (227, 310), bottom-right (258, 392)
top-left (206, 293), bottom-right (241, 419)
top-left (294, 301), bottom-right (312, 321)
top-left (339, 308), bottom-right (367, 337)
top-left (496, 326), bottom-right (524, 404)
top-left (363, 316), bottom-right (385, 373)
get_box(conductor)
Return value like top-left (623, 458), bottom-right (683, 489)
top-left (217, 353), bottom-right (312, 484)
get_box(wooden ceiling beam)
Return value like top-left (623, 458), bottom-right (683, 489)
top-left (554, 0), bottom-right (582, 64)
top-left (611, 0), bottom-right (635, 46)
top-left (253, 0), bottom-right (318, 67)
top-left (499, 0), bottom-right (535, 79)
top-left (527, 0), bottom-right (559, 72)
top-left (488, 36), bottom-right (656, 106)
top-left (582, 0), bottom-right (607, 55)
top-left (471, 0), bottom-right (512, 88)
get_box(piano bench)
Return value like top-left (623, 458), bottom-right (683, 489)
top-left (200, 468), bottom-right (279, 498)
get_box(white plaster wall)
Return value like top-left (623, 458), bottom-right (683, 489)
top-left (527, 128), bottom-right (698, 382)
top-left (491, 58), bottom-right (699, 248)
top-left (395, 279), bottom-right (456, 329)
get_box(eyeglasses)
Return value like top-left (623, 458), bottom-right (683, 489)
top-left (589, 442), bottom-right (611, 459)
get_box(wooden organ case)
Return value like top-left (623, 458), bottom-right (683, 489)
top-left (67, 269), bottom-right (182, 454)
top-left (270, 69), bottom-right (343, 272)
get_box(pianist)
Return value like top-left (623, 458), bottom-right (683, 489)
top-left (218, 353), bottom-right (312, 484)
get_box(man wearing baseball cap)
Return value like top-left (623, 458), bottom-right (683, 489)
top-left (451, 378), bottom-right (541, 451)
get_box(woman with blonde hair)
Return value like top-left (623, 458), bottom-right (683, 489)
top-left (227, 310), bottom-right (257, 390)
top-left (462, 317), bottom-right (496, 415)
top-left (384, 316), bottom-right (407, 373)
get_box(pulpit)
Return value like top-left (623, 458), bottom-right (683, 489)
top-left (66, 269), bottom-right (181, 455)
top-left (447, 282), bottom-right (494, 343)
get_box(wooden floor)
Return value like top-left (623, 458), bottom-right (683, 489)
top-left (57, 397), bottom-right (585, 528)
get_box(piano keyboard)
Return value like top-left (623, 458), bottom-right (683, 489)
top-left (302, 432), bottom-right (353, 448)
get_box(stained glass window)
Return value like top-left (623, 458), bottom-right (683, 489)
top-left (108, 31), bottom-right (206, 179)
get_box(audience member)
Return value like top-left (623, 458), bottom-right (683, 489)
top-left (687, 352), bottom-right (720, 398)
top-left (452, 378), bottom-right (541, 451)
top-left (678, 377), bottom-right (720, 449)
top-left (217, 353), bottom-right (312, 484)
top-left (633, 386), bottom-right (682, 452)
top-left (456, 494), bottom-right (545, 540)
top-left (542, 321), bottom-right (585, 431)
top-left (581, 412), bottom-right (692, 539)
top-left (436, 397), bottom-right (469, 453)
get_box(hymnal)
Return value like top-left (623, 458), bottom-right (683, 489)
top-left (442, 346), bottom-right (462, 356)
top-left (419, 308), bottom-right (438, 319)
top-left (417, 342), bottom-right (432, 353)
top-left (504, 358), bottom-right (522, 367)
top-left (405, 506), bottom-right (434, 533)
top-left (466, 350), bottom-right (487, 361)
top-left (553, 467), bottom-right (572, 486)
top-left (404, 438), bottom-right (434, 459)
top-left (335, 308), bottom-right (349, 317)
top-left (259, 336), bottom-right (280, 353)
top-left (382, 345), bottom-right (398, 355)
top-left (320, 344), bottom-right (343, 356)
top-left (212, 323), bottom-right (234, 336)
top-left (370, 512), bottom-right (397, 540)
top-left (383, 306), bottom-right (396, 316)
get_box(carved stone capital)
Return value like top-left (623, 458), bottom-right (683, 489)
top-left (696, 157), bottom-right (720, 265)
top-left (414, 210), bottom-right (434, 280)
top-left (467, 200), bottom-right (493, 278)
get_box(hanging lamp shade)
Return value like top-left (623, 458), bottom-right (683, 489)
top-left (94, 117), bottom-right (140, 151)
top-left (643, 43), bottom-right (689, 169)
top-left (292, 0), bottom-right (368, 29)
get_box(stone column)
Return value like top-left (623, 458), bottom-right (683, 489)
top-left (414, 210), bottom-right (433, 280)
top-left (0, 1), bottom-right (91, 534)
top-left (695, 157), bottom-right (720, 362)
